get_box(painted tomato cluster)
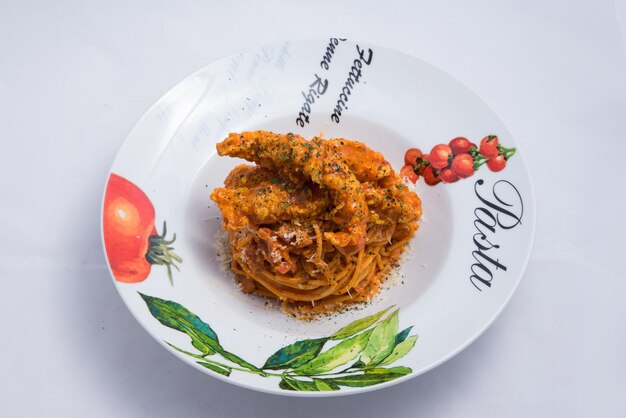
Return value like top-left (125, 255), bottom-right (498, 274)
top-left (400, 135), bottom-right (516, 185)
top-left (103, 173), bottom-right (181, 284)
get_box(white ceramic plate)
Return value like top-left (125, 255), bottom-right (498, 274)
top-left (101, 40), bottom-right (535, 397)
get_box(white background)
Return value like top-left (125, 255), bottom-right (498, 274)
top-left (1, 1), bottom-right (625, 417)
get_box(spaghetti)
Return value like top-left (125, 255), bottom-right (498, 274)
top-left (211, 131), bottom-right (422, 316)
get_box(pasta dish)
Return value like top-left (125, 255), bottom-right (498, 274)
top-left (210, 131), bottom-right (422, 315)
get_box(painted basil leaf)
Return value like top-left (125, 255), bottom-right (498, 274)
top-left (140, 293), bottom-right (263, 374)
top-left (279, 377), bottom-right (340, 392)
top-left (139, 292), bottom-right (219, 355)
top-left (364, 366), bottom-right (412, 376)
top-left (139, 293), bottom-right (420, 392)
top-left (395, 326), bottom-right (413, 345)
top-left (330, 306), bottom-right (392, 340)
top-left (191, 340), bottom-right (213, 355)
top-left (359, 309), bottom-right (399, 366)
top-left (378, 335), bottom-right (418, 367)
top-left (197, 361), bottom-right (231, 377)
top-left (324, 368), bottom-right (411, 387)
top-left (313, 378), bottom-right (340, 391)
top-left (263, 338), bottom-right (328, 370)
top-left (350, 360), bottom-right (365, 369)
top-left (279, 377), bottom-right (320, 391)
top-left (293, 330), bottom-right (372, 375)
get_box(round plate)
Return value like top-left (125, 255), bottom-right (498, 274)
top-left (101, 40), bottom-right (535, 397)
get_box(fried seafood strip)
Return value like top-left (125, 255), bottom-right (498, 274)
top-left (216, 131), bottom-right (368, 255)
top-left (323, 138), bottom-right (392, 182)
top-left (364, 172), bottom-right (422, 224)
top-left (211, 164), bottom-right (329, 230)
top-left (322, 138), bottom-right (420, 224)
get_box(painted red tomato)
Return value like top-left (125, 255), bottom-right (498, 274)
top-left (404, 148), bottom-right (423, 167)
top-left (423, 165), bottom-right (441, 185)
top-left (487, 154), bottom-right (507, 172)
top-left (103, 173), bottom-right (181, 283)
top-left (451, 154), bottom-right (475, 178)
top-left (448, 137), bottom-right (472, 156)
top-left (429, 144), bottom-right (453, 169)
top-left (439, 168), bottom-right (459, 183)
top-left (479, 135), bottom-right (499, 159)
top-left (400, 164), bottom-right (419, 183)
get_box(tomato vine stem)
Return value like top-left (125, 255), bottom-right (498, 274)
top-left (145, 221), bottom-right (183, 285)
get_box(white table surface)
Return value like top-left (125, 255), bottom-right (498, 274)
top-left (1, 1), bottom-right (625, 417)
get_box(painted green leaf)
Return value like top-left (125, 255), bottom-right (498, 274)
top-left (279, 376), bottom-right (320, 391)
top-left (263, 338), bottom-right (328, 370)
top-left (166, 342), bottom-right (206, 360)
top-left (325, 368), bottom-right (412, 387)
top-left (191, 340), bottom-right (212, 355)
top-left (293, 330), bottom-right (372, 375)
top-left (313, 378), bottom-right (340, 391)
top-left (395, 326), bottom-right (413, 345)
top-left (278, 377), bottom-right (340, 392)
top-left (139, 293), bottom-right (218, 341)
top-left (364, 366), bottom-right (412, 375)
top-left (359, 310), bottom-right (399, 366)
top-left (378, 335), bottom-right (418, 367)
top-left (330, 306), bottom-right (393, 340)
top-left (197, 361), bottom-right (231, 377)
top-left (140, 293), bottom-right (264, 375)
top-left (350, 360), bottom-right (365, 369)
top-left (139, 293), bottom-right (219, 355)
